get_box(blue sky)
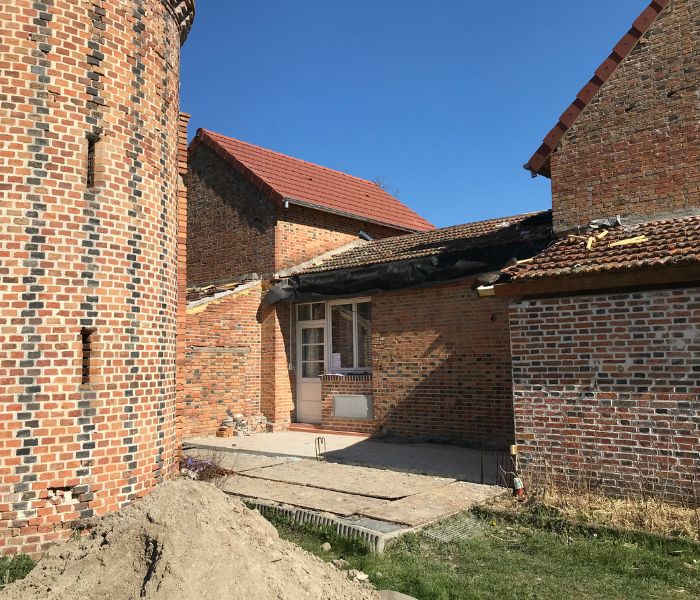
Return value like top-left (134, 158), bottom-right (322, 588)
top-left (181, 1), bottom-right (645, 228)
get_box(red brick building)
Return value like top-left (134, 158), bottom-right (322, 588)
top-left (182, 131), bottom-right (554, 447)
top-left (182, 130), bottom-right (439, 438)
top-left (183, 158), bottom-right (552, 450)
top-left (0, 0), bottom-right (194, 555)
top-left (488, 0), bottom-right (700, 502)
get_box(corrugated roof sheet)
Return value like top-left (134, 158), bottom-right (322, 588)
top-left (192, 129), bottom-right (435, 233)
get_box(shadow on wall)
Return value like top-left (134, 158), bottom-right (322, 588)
top-left (366, 280), bottom-right (516, 450)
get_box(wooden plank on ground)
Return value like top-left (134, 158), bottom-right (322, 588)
top-left (220, 475), bottom-right (390, 517)
top-left (359, 482), bottom-right (502, 527)
top-left (241, 459), bottom-right (454, 499)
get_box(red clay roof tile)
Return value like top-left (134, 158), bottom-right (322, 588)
top-left (525, 0), bottom-right (670, 177)
top-left (192, 129), bottom-right (435, 233)
top-left (298, 210), bottom-right (552, 274)
top-left (504, 214), bottom-right (700, 281)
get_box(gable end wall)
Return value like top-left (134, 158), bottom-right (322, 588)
top-left (551, 0), bottom-right (700, 232)
top-left (186, 145), bottom-right (277, 284)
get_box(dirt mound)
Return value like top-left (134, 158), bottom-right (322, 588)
top-left (2, 479), bottom-right (378, 600)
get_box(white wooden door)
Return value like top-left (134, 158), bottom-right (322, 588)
top-left (296, 323), bottom-right (325, 424)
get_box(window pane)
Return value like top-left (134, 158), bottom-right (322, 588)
top-left (297, 304), bottom-right (311, 321)
top-left (302, 361), bottom-right (323, 378)
top-left (302, 344), bottom-right (323, 362)
top-left (302, 328), bottom-right (323, 345)
top-left (311, 303), bottom-right (326, 320)
top-left (331, 304), bottom-right (354, 369)
top-left (357, 302), bottom-right (371, 368)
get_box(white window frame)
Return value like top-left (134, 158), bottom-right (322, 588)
top-left (327, 297), bottom-right (372, 373)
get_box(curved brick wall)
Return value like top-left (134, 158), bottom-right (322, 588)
top-left (0, 0), bottom-right (193, 554)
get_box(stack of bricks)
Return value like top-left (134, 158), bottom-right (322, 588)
top-left (0, 0), bottom-right (194, 555)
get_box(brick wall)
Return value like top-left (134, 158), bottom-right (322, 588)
top-left (371, 279), bottom-right (515, 448)
top-left (180, 282), bottom-right (262, 438)
top-left (186, 144), bottom-right (276, 284)
top-left (321, 374), bottom-right (375, 433)
top-left (275, 204), bottom-right (407, 273)
top-left (186, 145), bottom-right (409, 284)
top-left (261, 303), bottom-right (295, 428)
top-left (551, 0), bottom-right (700, 233)
top-left (511, 287), bottom-right (700, 503)
top-left (0, 0), bottom-right (193, 555)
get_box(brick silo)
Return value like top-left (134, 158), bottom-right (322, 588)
top-left (0, 0), bottom-right (195, 554)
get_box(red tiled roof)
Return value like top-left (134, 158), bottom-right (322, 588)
top-left (299, 210), bottom-right (552, 274)
top-left (192, 129), bottom-right (435, 233)
top-left (525, 0), bottom-right (671, 177)
top-left (504, 214), bottom-right (700, 281)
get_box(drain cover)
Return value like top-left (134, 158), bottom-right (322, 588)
top-left (423, 517), bottom-right (484, 543)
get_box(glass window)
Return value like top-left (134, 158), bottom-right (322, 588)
top-left (311, 303), bottom-right (325, 320)
top-left (330, 300), bottom-right (371, 371)
top-left (297, 302), bottom-right (325, 322)
top-left (300, 326), bottom-right (324, 379)
top-left (331, 304), bottom-right (354, 369)
top-left (297, 304), bottom-right (311, 321)
top-left (356, 302), bottom-right (371, 368)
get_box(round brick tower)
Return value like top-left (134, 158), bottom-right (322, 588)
top-left (0, 0), bottom-right (194, 554)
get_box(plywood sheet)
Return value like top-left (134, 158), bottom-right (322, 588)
top-left (359, 482), bottom-right (501, 527)
top-left (220, 475), bottom-right (390, 517)
top-left (242, 459), bottom-right (453, 499)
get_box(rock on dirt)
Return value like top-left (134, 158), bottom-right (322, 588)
top-left (1, 479), bottom-right (378, 600)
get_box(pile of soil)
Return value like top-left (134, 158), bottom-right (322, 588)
top-left (2, 479), bottom-right (378, 600)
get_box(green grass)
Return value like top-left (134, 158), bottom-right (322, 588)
top-left (0, 555), bottom-right (35, 590)
top-left (266, 510), bottom-right (700, 600)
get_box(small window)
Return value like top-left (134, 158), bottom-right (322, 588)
top-left (86, 134), bottom-right (98, 188)
top-left (80, 328), bottom-right (96, 385)
top-left (329, 300), bottom-right (371, 371)
top-left (297, 302), bottom-right (325, 322)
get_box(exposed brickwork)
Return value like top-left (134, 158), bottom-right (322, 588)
top-left (186, 144), bottom-right (277, 284)
top-left (186, 142), bottom-right (408, 285)
top-left (511, 288), bottom-right (700, 503)
top-left (260, 303), bottom-right (295, 428)
top-left (371, 280), bottom-right (515, 448)
top-left (180, 282), bottom-right (262, 438)
top-left (0, 0), bottom-right (192, 555)
top-left (551, 0), bottom-right (700, 233)
top-left (175, 113), bottom-right (191, 444)
top-left (181, 278), bottom-right (516, 445)
top-left (274, 204), bottom-right (405, 274)
top-left (321, 374), bottom-right (376, 434)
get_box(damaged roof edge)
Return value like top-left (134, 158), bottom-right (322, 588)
top-left (488, 264), bottom-right (700, 299)
top-left (262, 237), bottom-right (553, 307)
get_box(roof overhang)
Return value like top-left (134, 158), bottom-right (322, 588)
top-left (480, 263), bottom-right (700, 299)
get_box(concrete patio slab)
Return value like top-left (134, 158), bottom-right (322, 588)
top-left (241, 459), bottom-right (455, 500)
top-left (184, 431), bottom-right (505, 545)
top-left (184, 431), bottom-right (501, 483)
